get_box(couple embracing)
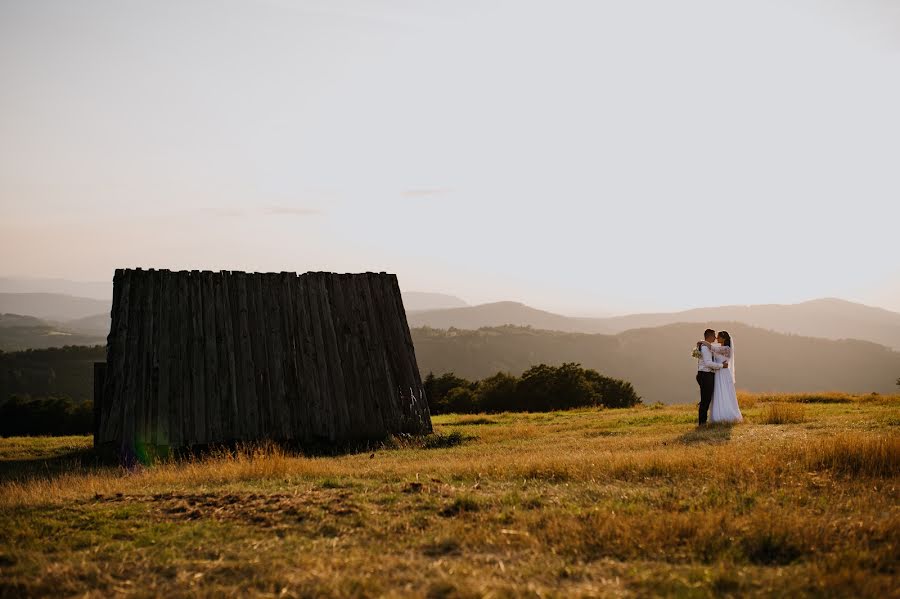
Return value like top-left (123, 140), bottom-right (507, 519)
top-left (695, 328), bottom-right (743, 425)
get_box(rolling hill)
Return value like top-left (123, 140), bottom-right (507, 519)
top-left (3, 321), bottom-right (897, 405)
top-left (411, 323), bottom-right (900, 404)
top-left (406, 301), bottom-right (612, 334)
top-left (0, 290), bottom-right (471, 341)
top-left (408, 298), bottom-right (900, 350)
top-left (597, 298), bottom-right (900, 349)
top-left (0, 293), bottom-right (110, 322)
top-left (0, 345), bottom-right (106, 403)
top-left (0, 313), bottom-right (107, 351)
top-left (0, 276), bottom-right (113, 300)
top-left (402, 291), bottom-right (468, 311)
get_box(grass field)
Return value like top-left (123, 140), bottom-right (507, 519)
top-left (1, 392), bottom-right (898, 598)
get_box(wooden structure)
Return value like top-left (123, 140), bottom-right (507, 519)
top-left (95, 269), bottom-right (431, 451)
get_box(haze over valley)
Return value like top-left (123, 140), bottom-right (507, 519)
top-left (2, 277), bottom-right (898, 404)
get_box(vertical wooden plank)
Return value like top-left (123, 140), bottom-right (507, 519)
top-left (177, 271), bottom-right (192, 446)
top-left (145, 269), bottom-right (160, 449)
top-left (235, 271), bottom-right (258, 439)
top-left (345, 274), bottom-right (383, 438)
top-left (122, 269), bottom-right (144, 453)
top-left (201, 271), bottom-right (220, 442)
top-left (155, 270), bottom-right (171, 449)
top-left (100, 269), bottom-right (128, 444)
top-left (318, 273), bottom-right (352, 439)
top-left (278, 272), bottom-right (300, 441)
top-left (246, 274), bottom-right (267, 437)
top-left (387, 273), bottom-right (431, 432)
top-left (359, 273), bottom-right (397, 435)
top-left (264, 274), bottom-right (288, 439)
top-left (187, 271), bottom-right (206, 444)
top-left (222, 271), bottom-right (240, 441)
top-left (300, 273), bottom-right (329, 440)
top-left (325, 274), bottom-right (365, 438)
top-left (367, 273), bottom-right (402, 432)
top-left (294, 274), bottom-right (316, 442)
top-left (213, 272), bottom-right (231, 442)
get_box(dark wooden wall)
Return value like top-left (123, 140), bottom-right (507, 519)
top-left (96, 269), bottom-right (432, 449)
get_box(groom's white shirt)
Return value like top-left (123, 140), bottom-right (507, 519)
top-left (697, 344), bottom-right (723, 373)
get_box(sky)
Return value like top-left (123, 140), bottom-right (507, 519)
top-left (1, 0), bottom-right (899, 316)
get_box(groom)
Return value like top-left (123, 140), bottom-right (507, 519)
top-left (696, 328), bottom-right (728, 425)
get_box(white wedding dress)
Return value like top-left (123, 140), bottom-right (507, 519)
top-left (709, 342), bottom-right (743, 423)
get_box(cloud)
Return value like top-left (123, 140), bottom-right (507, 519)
top-left (207, 205), bottom-right (324, 218)
top-left (210, 209), bottom-right (246, 218)
top-left (401, 188), bottom-right (452, 199)
top-left (265, 205), bottom-right (323, 216)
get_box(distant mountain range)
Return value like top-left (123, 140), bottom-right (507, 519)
top-left (0, 277), bottom-right (112, 300)
top-left (5, 277), bottom-right (898, 349)
top-left (3, 290), bottom-right (900, 353)
top-left (402, 292), bottom-right (468, 312)
top-left (597, 298), bottom-right (900, 349)
top-left (0, 293), bottom-right (110, 322)
top-left (409, 298), bottom-right (900, 350)
top-left (0, 289), bottom-right (469, 344)
top-left (0, 313), bottom-right (106, 352)
top-left (408, 301), bottom-right (612, 334)
top-left (1, 280), bottom-right (898, 403)
top-left (412, 323), bottom-right (900, 404)
top-left (0, 276), bottom-right (466, 312)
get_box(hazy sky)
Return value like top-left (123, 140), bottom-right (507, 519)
top-left (2, 0), bottom-right (898, 315)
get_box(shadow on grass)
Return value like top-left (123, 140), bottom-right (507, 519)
top-left (0, 428), bottom-right (470, 482)
top-left (0, 447), bottom-right (111, 482)
top-left (677, 423), bottom-right (734, 445)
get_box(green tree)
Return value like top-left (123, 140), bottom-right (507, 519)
top-left (423, 372), bottom-right (474, 414)
top-left (516, 363), bottom-right (596, 411)
top-left (444, 387), bottom-right (477, 413)
top-left (584, 369), bottom-right (642, 408)
top-left (474, 372), bottom-right (519, 413)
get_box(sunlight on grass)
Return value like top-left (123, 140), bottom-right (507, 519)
top-left (760, 403), bottom-right (806, 424)
top-left (1, 393), bottom-right (898, 597)
top-left (805, 432), bottom-right (900, 477)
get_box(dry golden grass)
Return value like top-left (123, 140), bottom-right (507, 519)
top-left (1, 395), bottom-right (898, 597)
top-left (760, 402), bottom-right (806, 424)
top-left (739, 390), bottom-right (899, 405)
top-left (806, 432), bottom-right (900, 478)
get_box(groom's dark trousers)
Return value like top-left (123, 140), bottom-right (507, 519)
top-left (696, 371), bottom-right (715, 425)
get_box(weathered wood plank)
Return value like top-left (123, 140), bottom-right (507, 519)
top-left (100, 269), bottom-right (127, 443)
top-left (155, 270), bottom-right (171, 448)
top-left (200, 271), bottom-right (220, 442)
top-left (234, 272), bottom-right (258, 439)
top-left (221, 271), bottom-right (239, 441)
top-left (101, 269), bottom-right (432, 452)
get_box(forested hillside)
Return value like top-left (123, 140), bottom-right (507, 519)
top-left (412, 323), bottom-right (900, 404)
top-left (0, 345), bottom-right (106, 403)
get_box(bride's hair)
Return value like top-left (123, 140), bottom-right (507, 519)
top-left (718, 331), bottom-right (732, 347)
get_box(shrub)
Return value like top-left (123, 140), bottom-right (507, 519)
top-left (474, 372), bottom-right (519, 413)
top-left (584, 369), bottom-right (642, 408)
top-left (425, 364), bottom-right (640, 414)
top-left (516, 363), bottom-right (597, 411)
top-left (443, 387), bottom-right (477, 414)
top-left (423, 372), bottom-right (474, 415)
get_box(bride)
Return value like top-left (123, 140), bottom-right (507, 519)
top-left (699, 331), bottom-right (743, 423)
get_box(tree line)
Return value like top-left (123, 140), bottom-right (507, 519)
top-left (0, 395), bottom-right (93, 437)
top-left (424, 362), bottom-right (641, 414)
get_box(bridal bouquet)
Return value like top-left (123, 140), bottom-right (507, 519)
top-left (691, 346), bottom-right (703, 360)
